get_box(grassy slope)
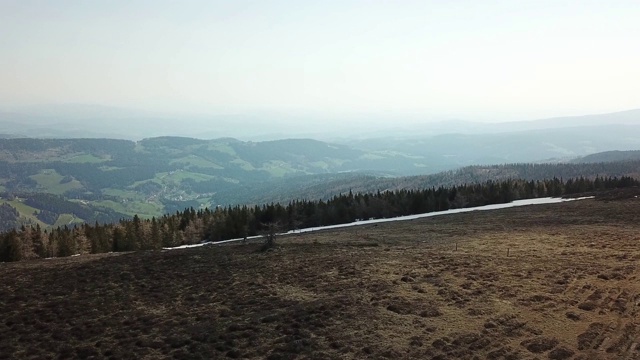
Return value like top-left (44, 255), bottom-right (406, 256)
top-left (0, 199), bottom-right (48, 228)
top-left (2, 196), bottom-right (640, 359)
top-left (90, 198), bottom-right (163, 220)
top-left (170, 155), bottom-right (223, 169)
top-left (29, 169), bottom-right (83, 195)
top-left (62, 154), bottom-right (109, 163)
top-left (0, 197), bottom-right (89, 229)
top-left (52, 213), bottom-right (83, 228)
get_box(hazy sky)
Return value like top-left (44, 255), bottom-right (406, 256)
top-left (1, 0), bottom-right (639, 122)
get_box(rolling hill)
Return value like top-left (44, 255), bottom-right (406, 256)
top-left (571, 150), bottom-right (640, 163)
top-left (0, 136), bottom-right (426, 230)
top-left (0, 133), bottom-right (639, 231)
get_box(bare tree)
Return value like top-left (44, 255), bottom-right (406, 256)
top-left (261, 222), bottom-right (281, 251)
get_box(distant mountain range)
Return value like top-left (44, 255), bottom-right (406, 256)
top-left (0, 106), bottom-right (639, 230)
top-left (344, 124), bottom-right (640, 170)
top-left (571, 150), bottom-right (640, 163)
top-left (1, 105), bottom-right (639, 141)
top-left (456, 108), bottom-right (640, 133)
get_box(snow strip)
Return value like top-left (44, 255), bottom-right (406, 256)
top-left (163, 196), bottom-right (593, 250)
top-left (284, 196), bottom-right (593, 234)
top-left (163, 235), bottom-right (263, 250)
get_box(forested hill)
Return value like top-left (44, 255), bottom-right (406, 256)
top-left (571, 150), bottom-right (640, 164)
top-left (242, 161), bottom-right (640, 204)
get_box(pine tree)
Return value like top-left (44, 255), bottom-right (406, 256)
top-left (0, 230), bottom-right (22, 261)
top-left (150, 217), bottom-right (161, 249)
top-left (32, 224), bottom-right (47, 258)
top-left (56, 227), bottom-right (75, 257)
top-left (112, 226), bottom-right (125, 252)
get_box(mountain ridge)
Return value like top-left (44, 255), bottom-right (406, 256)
top-left (2, 106), bottom-right (639, 140)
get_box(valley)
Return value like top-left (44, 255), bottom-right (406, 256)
top-left (1, 134), bottom-right (640, 232)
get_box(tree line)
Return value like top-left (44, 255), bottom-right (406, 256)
top-left (0, 175), bottom-right (637, 262)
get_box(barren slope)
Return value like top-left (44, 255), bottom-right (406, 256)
top-left (1, 194), bottom-right (640, 359)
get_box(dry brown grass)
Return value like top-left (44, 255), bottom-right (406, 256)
top-left (1, 195), bottom-right (640, 359)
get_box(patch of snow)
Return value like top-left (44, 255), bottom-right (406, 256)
top-left (284, 196), bottom-right (594, 234)
top-left (212, 235), bottom-right (262, 245)
top-left (163, 235), bottom-right (263, 250)
top-left (163, 196), bottom-right (593, 249)
top-left (163, 242), bottom-right (211, 250)
top-left (71, 254), bottom-right (81, 257)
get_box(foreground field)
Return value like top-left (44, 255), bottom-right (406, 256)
top-left (1, 194), bottom-right (640, 359)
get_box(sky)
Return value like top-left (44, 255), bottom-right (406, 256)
top-left (1, 0), bottom-right (639, 123)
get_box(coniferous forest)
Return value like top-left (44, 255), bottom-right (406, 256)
top-left (0, 175), bottom-right (637, 262)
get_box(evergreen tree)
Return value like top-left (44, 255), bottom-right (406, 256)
top-left (150, 217), bottom-right (161, 249)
